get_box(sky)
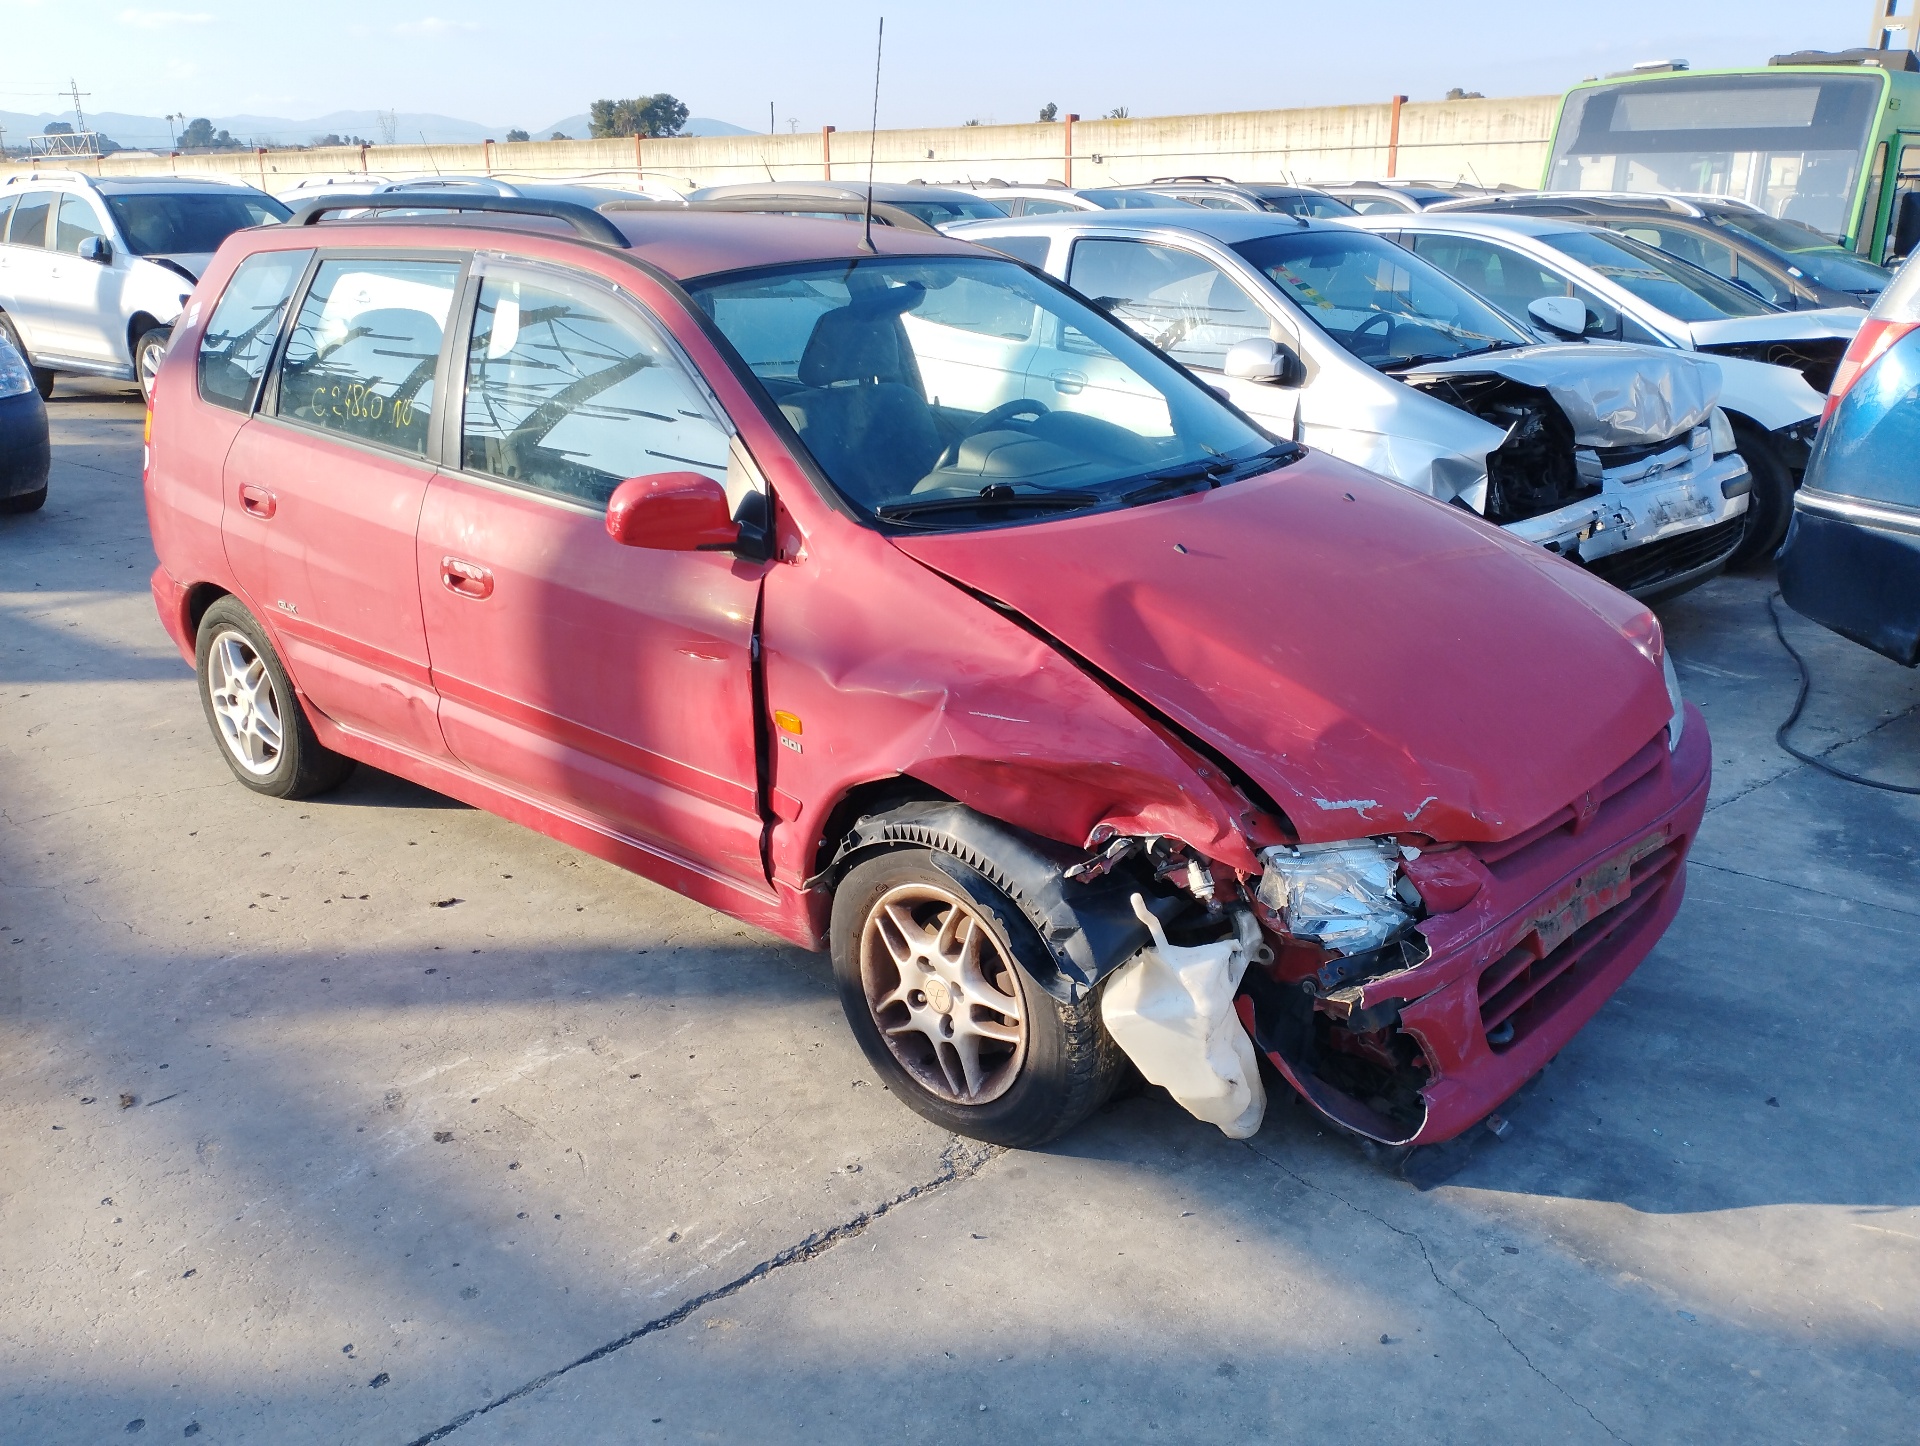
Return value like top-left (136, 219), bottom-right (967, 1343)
top-left (0, 0), bottom-right (1868, 136)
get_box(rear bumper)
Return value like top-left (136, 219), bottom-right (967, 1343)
top-left (0, 389), bottom-right (50, 498)
top-left (1777, 494), bottom-right (1920, 667)
top-left (1243, 705), bottom-right (1711, 1146)
top-left (150, 565), bottom-right (196, 664)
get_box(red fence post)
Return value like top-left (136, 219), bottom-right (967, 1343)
top-left (822, 125), bottom-right (836, 180)
top-left (1386, 94), bottom-right (1408, 178)
top-left (1064, 113), bottom-right (1079, 186)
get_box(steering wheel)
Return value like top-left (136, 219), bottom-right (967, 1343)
top-left (937, 399), bottom-right (1050, 468)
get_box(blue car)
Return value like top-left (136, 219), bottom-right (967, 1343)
top-left (0, 327), bottom-right (50, 514)
top-left (1777, 257), bottom-right (1920, 666)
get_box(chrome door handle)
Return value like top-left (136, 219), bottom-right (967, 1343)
top-left (237, 482), bottom-right (276, 519)
top-left (1050, 370), bottom-right (1087, 395)
top-left (440, 556), bottom-right (494, 600)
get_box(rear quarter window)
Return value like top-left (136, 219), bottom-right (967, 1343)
top-left (198, 249), bottom-right (313, 412)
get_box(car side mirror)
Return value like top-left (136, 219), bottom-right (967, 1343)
top-left (1892, 190), bottom-right (1920, 264)
top-left (1223, 336), bottom-right (1305, 386)
top-left (606, 472), bottom-right (740, 551)
top-left (78, 235), bottom-right (112, 265)
top-left (1527, 295), bottom-right (1588, 339)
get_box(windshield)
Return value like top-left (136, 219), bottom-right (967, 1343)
top-left (1081, 189), bottom-right (1192, 209)
top-left (889, 197), bottom-right (1008, 225)
top-left (1709, 209), bottom-right (1892, 293)
top-left (1252, 189), bottom-right (1360, 219)
top-left (687, 256), bottom-right (1285, 530)
top-left (1230, 229), bottom-right (1530, 368)
top-left (1537, 227), bottom-right (1777, 319)
top-left (1547, 72), bottom-right (1881, 241)
top-left (105, 190), bottom-right (289, 255)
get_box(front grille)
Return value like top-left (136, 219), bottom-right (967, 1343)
top-left (1591, 435), bottom-right (1692, 472)
top-left (1583, 516), bottom-right (1743, 596)
top-left (1699, 337), bottom-right (1847, 394)
top-left (1477, 834), bottom-right (1685, 1050)
top-left (1472, 731), bottom-right (1671, 882)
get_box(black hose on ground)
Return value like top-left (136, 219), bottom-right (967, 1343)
top-left (1768, 590), bottom-right (1920, 796)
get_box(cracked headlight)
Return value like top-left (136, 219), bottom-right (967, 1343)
top-left (1709, 406), bottom-right (1736, 458)
top-left (1256, 840), bottom-right (1414, 954)
top-left (1662, 648), bottom-right (1685, 752)
top-left (0, 334), bottom-right (32, 400)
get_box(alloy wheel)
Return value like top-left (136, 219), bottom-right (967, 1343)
top-left (859, 881), bottom-right (1028, 1104)
top-left (205, 629), bottom-right (283, 776)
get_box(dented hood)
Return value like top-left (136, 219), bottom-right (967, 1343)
top-left (893, 452), bottom-right (1674, 848)
top-left (1403, 341), bottom-right (1719, 446)
top-left (1684, 307), bottom-right (1864, 350)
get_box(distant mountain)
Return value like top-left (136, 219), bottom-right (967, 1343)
top-left (1, 107), bottom-right (758, 153)
top-left (533, 114), bottom-right (756, 140)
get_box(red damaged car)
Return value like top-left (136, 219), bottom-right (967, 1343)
top-left (143, 197), bottom-right (1710, 1150)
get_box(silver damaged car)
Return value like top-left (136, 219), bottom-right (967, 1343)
top-left (951, 210), bottom-right (1750, 600)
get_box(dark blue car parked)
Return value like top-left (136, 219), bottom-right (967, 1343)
top-left (1778, 257), bottom-right (1920, 666)
top-left (0, 327), bottom-right (50, 514)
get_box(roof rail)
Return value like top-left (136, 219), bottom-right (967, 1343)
top-left (1147, 175), bottom-right (1238, 185)
top-left (287, 194), bottom-right (631, 247)
top-left (666, 196), bottom-right (941, 234)
top-left (5, 169), bottom-right (99, 188)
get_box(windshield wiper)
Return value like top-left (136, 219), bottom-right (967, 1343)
top-left (876, 487), bottom-right (1101, 526)
top-left (1119, 443), bottom-right (1300, 505)
top-left (1374, 340), bottom-right (1522, 373)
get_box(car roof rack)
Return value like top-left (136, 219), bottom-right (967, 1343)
top-left (659, 196), bottom-right (941, 234)
top-left (287, 194), bottom-right (631, 248)
top-left (1147, 175), bottom-right (1239, 185)
top-left (4, 169), bottom-right (99, 188)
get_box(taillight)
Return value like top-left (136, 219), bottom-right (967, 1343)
top-left (1823, 317), bottom-right (1918, 422)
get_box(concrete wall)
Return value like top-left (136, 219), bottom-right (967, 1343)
top-left (0, 94), bottom-right (1559, 195)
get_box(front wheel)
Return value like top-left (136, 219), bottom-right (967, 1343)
top-left (831, 843), bottom-right (1125, 1148)
top-left (1728, 422), bottom-right (1795, 567)
top-left (133, 325), bottom-right (170, 405)
top-left (195, 596), bottom-right (355, 798)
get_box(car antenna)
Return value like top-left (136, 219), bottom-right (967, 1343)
top-left (861, 15), bottom-right (885, 254)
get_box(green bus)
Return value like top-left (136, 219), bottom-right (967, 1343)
top-left (1545, 52), bottom-right (1920, 266)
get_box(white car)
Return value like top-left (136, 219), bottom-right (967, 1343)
top-left (0, 173), bottom-right (287, 401)
top-left (1342, 210), bottom-right (1862, 562)
top-left (950, 209), bottom-right (1750, 600)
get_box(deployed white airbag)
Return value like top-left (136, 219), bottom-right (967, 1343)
top-left (1100, 896), bottom-right (1267, 1139)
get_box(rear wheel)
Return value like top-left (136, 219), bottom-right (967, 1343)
top-left (0, 485), bottom-right (47, 515)
top-left (0, 313), bottom-right (54, 400)
top-left (133, 324), bottom-right (170, 404)
top-left (195, 597), bottom-right (355, 799)
top-left (831, 842), bottom-right (1125, 1148)
top-left (1728, 421), bottom-right (1795, 567)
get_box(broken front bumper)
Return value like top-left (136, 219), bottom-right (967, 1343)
top-left (1238, 705), bottom-right (1711, 1148)
top-left (1504, 444), bottom-right (1751, 598)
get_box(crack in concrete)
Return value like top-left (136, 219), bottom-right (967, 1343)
top-left (1687, 859), bottom-right (1920, 925)
top-left (403, 1135), bottom-right (998, 1445)
top-left (1239, 1137), bottom-right (1628, 1445)
top-left (1705, 698), bottom-right (1920, 818)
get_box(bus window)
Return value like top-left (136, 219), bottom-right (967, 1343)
top-left (1546, 70), bottom-right (1885, 243)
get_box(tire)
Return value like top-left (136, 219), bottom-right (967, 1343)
top-left (0, 313), bottom-right (54, 400)
top-left (0, 485), bottom-right (47, 515)
top-left (132, 324), bottom-right (170, 404)
top-left (194, 596), bottom-right (356, 799)
top-left (831, 842), bottom-right (1127, 1148)
top-left (1728, 421), bottom-right (1795, 568)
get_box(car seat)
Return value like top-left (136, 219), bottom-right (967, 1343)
top-left (780, 288), bottom-right (944, 505)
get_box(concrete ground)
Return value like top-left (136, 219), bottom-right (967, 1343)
top-left (2, 383), bottom-right (1916, 1445)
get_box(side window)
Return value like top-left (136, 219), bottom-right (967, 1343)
top-left (978, 233), bottom-right (1051, 268)
top-left (55, 195), bottom-right (105, 255)
top-left (1067, 238), bottom-right (1271, 370)
top-left (5, 192), bottom-right (54, 248)
top-left (1410, 233), bottom-right (1621, 339)
top-left (276, 257), bottom-right (461, 457)
top-left (0, 195), bottom-right (15, 240)
top-left (1020, 198), bottom-right (1076, 216)
top-left (198, 249), bottom-right (312, 413)
top-left (462, 271), bottom-right (732, 509)
top-left (905, 271), bottom-right (1039, 341)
